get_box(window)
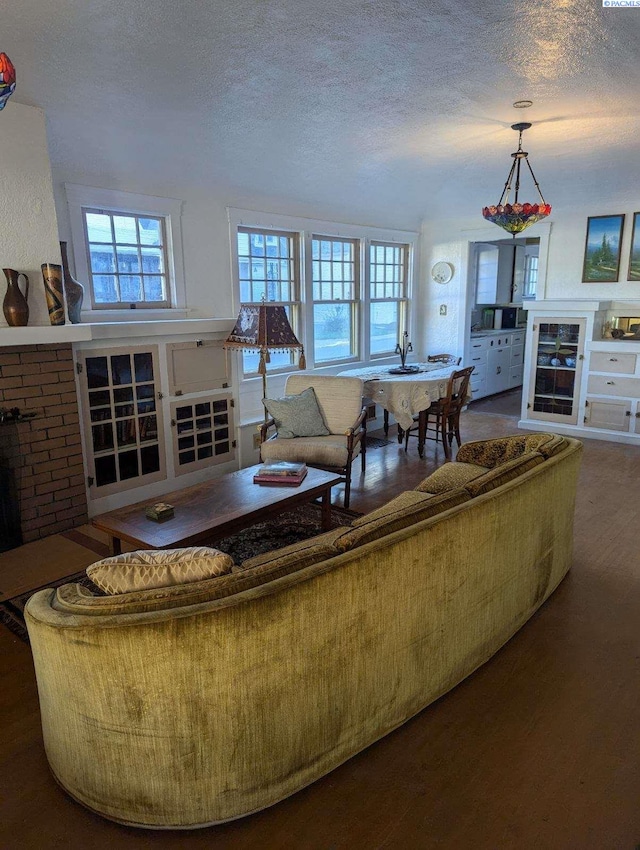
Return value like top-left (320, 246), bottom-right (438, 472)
top-left (311, 236), bottom-right (359, 363)
top-left (83, 209), bottom-right (169, 308)
top-left (523, 252), bottom-right (539, 299)
top-left (237, 227), bottom-right (301, 373)
top-left (65, 184), bottom-right (186, 317)
top-left (229, 208), bottom-right (417, 375)
top-left (369, 241), bottom-right (409, 356)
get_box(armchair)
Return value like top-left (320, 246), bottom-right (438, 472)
top-left (259, 374), bottom-right (366, 508)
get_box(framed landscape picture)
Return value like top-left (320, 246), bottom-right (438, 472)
top-left (628, 213), bottom-right (640, 281)
top-left (582, 214), bottom-right (625, 283)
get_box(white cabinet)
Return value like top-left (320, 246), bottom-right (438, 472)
top-left (475, 244), bottom-right (500, 305)
top-left (495, 245), bottom-right (515, 305)
top-left (468, 331), bottom-right (525, 401)
top-left (76, 337), bottom-right (237, 513)
top-left (525, 319), bottom-right (586, 425)
top-left (520, 299), bottom-right (640, 444)
top-left (487, 339), bottom-right (511, 396)
top-left (475, 244), bottom-right (515, 305)
top-left (77, 346), bottom-right (168, 500)
top-left (584, 397), bottom-right (633, 432)
top-left (469, 336), bottom-right (489, 399)
top-left (511, 245), bottom-right (525, 305)
top-left (583, 346), bottom-right (640, 435)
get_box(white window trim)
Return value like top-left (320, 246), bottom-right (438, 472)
top-left (66, 183), bottom-right (187, 321)
top-left (228, 207), bottom-right (418, 371)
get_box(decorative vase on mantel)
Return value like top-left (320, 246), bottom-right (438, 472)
top-left (2, 268), bottom-right (30, 327)
top-left (59, 241), bottom-right (84, 324)
top-left (41, 262), bottom-right (65, 326)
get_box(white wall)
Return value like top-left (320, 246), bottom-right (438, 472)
top-left (544, 201), bottom-right (640, 302)
top-left (0, 102), bottom-right (62, 327)
top-left (420, 199), bottom-right (640, 358)
top-left (52, 176), bottom-right (423, 324)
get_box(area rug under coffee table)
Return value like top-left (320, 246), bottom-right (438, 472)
top-left (0, 502), bottom-right (359, 643)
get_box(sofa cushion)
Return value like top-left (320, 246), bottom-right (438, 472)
top-left (334, 489), bottom-right (470, 552)
top-left (415, 461), bottom-right (490, 494)
top-left (260, 433), bottom-right (359, 467)
top-left (456, 433), bottom-right (566, 468)
top-left (263, 387), bottom-right (330, 439)
top-left (463, 451), bottom-right (545, 497)
top-left (86, 547), bottom-right (233, 595)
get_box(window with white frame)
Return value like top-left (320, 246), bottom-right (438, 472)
top-left (237, 227), bottom-right (301, 373)
top-left (229, 209), bottom-right (417, 375)
top-left (65, 184), bottom-right (186, 316)
top-left (83, 209), bottom-right (169, 308)
top-left (311, 235), bottom-right (359, 363)
top-left (369, 241), bottom-right (409, 356)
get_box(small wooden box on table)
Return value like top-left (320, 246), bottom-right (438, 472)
top-left (92, 464), bottom-right (342, 556)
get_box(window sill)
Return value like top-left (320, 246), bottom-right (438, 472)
top-left (81, 308), bottom-right (189, 322)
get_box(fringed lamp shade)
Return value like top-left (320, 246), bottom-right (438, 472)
top-left (224, 304), bottom-right (306, 414)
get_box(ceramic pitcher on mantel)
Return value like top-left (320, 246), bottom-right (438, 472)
top-left (2, 268), bottom-right (30, 327)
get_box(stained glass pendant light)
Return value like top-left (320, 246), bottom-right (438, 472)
top-left (482, 122), bottom-right (551, 235)
top-left (0, 53), bottom-right (16, 110)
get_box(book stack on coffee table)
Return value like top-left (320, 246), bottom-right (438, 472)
top-left (253, 461), bottom-right (308, 486)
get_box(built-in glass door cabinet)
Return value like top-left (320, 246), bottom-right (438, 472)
top-left (78, 339), bottom-right (238, 506)
top-left (170, 395), bottom-right (235, 474)
top-left (78, 346), bottom-right (167, 499)
top-left (526, 318), bottom-right (586, 424)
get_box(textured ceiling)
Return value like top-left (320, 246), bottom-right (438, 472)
top-left (3, 0), bottom-right (640, 227)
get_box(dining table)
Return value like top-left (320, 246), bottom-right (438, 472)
top-left (337, 362), bottom-right (468, 456)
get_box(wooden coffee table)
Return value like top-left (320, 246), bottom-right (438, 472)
top-left (91, 465), bottom-right (343, 555)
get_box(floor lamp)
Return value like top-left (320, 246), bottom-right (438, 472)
top-left (223, 303), bottom-right (306, 420)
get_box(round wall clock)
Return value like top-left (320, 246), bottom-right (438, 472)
top-left (431, 261), bottom-right (454, 284)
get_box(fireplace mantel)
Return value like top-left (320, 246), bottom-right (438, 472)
top-left (0, 318), bottom-right (234, 348)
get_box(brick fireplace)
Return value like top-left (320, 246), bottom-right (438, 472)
top-left (0, 343), bottom-right (88, 548)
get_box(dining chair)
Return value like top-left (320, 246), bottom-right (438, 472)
top-left (427, 353), bottom-right (462, 366)
top-left (404, 366), bottom-right (474, 460)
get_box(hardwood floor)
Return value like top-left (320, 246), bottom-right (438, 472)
top-left (1, 407), bottom-right (639, 849)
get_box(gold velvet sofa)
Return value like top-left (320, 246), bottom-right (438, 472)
top-left (25, 433), bottom-right (582, 829)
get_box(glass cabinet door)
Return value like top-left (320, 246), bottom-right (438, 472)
top-left (170, 395), bottom-right (236, 474)
top-left (528, 319), bottom-right (585, 424)
top-left (79, 346), bottom-right (167, 498)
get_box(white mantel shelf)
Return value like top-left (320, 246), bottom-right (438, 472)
top-left (0, 318), bottom-right (235, 348)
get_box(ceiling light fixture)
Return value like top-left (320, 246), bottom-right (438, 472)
top-left (0, 53), bottom-right (16, 111)
top-left (482, 122), bottom-right (551, 235)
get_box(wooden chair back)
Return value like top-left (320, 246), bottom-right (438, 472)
top-left (427, 353), bottom-right (462, 366)
top-left (439, 366), bottom-right (474, 420)
top-left (404, 365), bottom-right (474, 460)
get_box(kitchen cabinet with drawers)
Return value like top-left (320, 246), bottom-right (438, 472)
top-left (468, 330), bottom-right (526, 401)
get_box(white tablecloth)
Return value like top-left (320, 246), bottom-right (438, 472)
top-left (337, 363), bottom-right (457, 430)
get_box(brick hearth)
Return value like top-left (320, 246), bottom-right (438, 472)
top-left (0, 343), bottom-right (88, 545)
